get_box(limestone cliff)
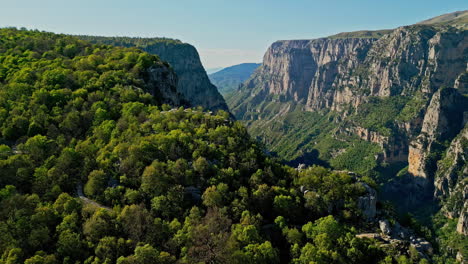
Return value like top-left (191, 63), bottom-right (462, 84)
top-left (234, 25), bottom-right (467, 115)
top-left (230, 24), bottom-right (467, 169)
top-left (142, 42), bottom-right (229, 112)
top-left (78, 36), bottom-right (229, 112)
top-left (145, 65), bottom-right (183, 106)
top-left (227, 14), bottom-right (468, 246)
top-left (241, 38), bottom-right (375, 110)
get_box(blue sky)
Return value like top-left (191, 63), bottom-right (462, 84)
top-left (1, 0), bottom-right (466, 68)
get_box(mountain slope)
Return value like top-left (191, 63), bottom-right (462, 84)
top-left (209, 63), bottom-right (261, 95)
top-left (78, 36), bottom-right (230, 112)
top-left (417, 10), bottom-right (468, 28)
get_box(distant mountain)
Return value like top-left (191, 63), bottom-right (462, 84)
top-left (417, 10), bottom-right (468, 28)
top-left (206, 67), bottom-right (223, 74)
top-left (209, 63), bottom-right (261, 95)
top-left (328, 10), bottom-right (468, 40)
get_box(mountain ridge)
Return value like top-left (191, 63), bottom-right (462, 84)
top-left (209, 63), bottom-right (261, 95)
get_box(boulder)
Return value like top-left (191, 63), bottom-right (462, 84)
top-left (379, 219), bottom-right (391, 235)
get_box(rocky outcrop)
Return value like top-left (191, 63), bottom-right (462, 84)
top-left (379, 219), bottom-right (391, 235)
top-left (229, 23), bottom-right (467, 176)
top-left (342, 126), bottom-right (409, 162)
top-left (358, 183), bottom-right (377, 219)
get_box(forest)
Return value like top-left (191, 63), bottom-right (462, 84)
top-left (0, 28), bottom-right (437, 264)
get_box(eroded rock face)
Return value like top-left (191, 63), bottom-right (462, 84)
top-left (379, 219), bottom-right (391, 235)
top-left (408, 89), bottom-right (467, 188)
top-left (146, 65), bottom-right (182, 106)
top-left (237, 26), bottom-right (468, 115)
top-left (243, 38), bottom-right (376, 109)
top-left (143, 43), bottom-right (229, 112)
top-left (342, 126), bottom-right (409, 163)
top-left (229, 24), bottom-right (467, 174)
top-left (227, 19), bottom-right (467, 260)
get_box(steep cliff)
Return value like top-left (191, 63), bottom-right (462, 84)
top-left (146, 64), bottom-right (184, 106)
top-left (78, 36), bottom-right (229, 112)
top-left (229, 14), bottom-right (467, 168)
top-left (232, 25), bottom-right (467, 114)
top-left (227, 14), bottom-right (468, 253)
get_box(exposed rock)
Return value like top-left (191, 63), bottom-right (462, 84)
top-left (410, 238), bottom-right (434, 256)
top-left (146, 65), bottom-right (182, 106)
top-left (144, 43), bottom-right (229, 112)
top-left (296, 163), bottom-right (306, 171)
top-left (226, 16), bottom-right (468, 242)
top-left (359, 219), bottom-right (433, 258)
top-left (343, 126), bottom-right (409, 162)
top-left (379, 219), bottom-right (391, 235)
top-left (358, 183), bottom-right (377, 219)
top-left (457, 251), bottom-right (464, 263)
top-left (240, 38), bottom-right (375, 111)
top-left (457, 201), bottom-right (468, 235)
top-left (356, 233), bottom-right (381, 239)
top-left (229, 24), bottom-right (467, 176)
top-left (234, 25), bottom-right (467, 116)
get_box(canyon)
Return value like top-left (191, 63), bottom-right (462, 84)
top-left (227, 11), bottom-right (468, 257)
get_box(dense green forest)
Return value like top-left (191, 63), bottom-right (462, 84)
top-left (0, 28), bottom-right (434, 264)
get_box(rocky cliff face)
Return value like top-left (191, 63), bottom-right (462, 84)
top-left (143, 43), bottom-right (229, 112)
top-left (238, 26), bottom-right (467, 114)
top-left (146, 65), bottom-right (183, 106)
top-left (78, 36), bottom-right (229, 112)
top-left (230, 22), bottom-right (467, 167)
top-left (243, 38), bottom-right (376, 109)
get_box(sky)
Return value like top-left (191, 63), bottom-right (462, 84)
top-left (0, 0), bottom-right (466, 69)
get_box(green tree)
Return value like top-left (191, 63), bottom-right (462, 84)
top-left (84, 170), bottom-right (108, 198)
